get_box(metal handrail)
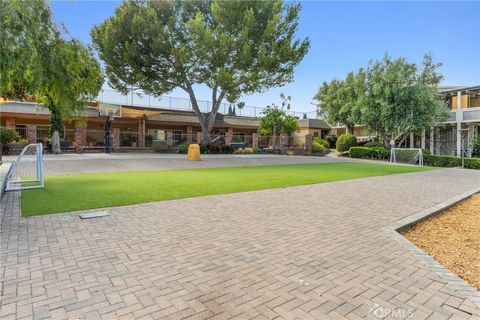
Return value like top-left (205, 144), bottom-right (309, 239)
top-left (97, 89), bottom-right (319, 119)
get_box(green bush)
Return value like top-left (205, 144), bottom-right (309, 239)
top-left (364, 141), bottom-right (384, 148)
top-left (473, 138), bottom-right (480, 157)
top-left (336, 134), bottom-right (357, 152)
top-left (0, 127), bottom-right (20, 144)
top-left (465, 157), bottom-right (480, 170)
top-left (177, 143), bottom-right (206, 154)
top-left (313, 137), bottom-right (329, 149)
top-left (312, 141), bottom-right (326, 153)
top-left (349, 146), bottom-right (390, 160)
top-left (324, 133), bottom-right (337, 148)
top-left (423, 154), bottom-right (460, 168)
top-left (423, 154), bottom-right (480, 169)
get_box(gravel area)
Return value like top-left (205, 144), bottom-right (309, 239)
top-left (403, 193), bottom-right (480, 290)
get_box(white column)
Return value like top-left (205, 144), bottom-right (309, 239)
top-left (467, 124), bottom-right (474, 157)
top-left (456, 91), bottom-right (462, 157)
top-left (430, 128), bottom-right (434, 154)
top-left (421, 130), bottom-right (425, 150)
top-left (409, 133), bottom-right (414, 148)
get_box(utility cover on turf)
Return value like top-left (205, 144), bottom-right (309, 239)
top-left (79, 211), bottom-right (110, 219)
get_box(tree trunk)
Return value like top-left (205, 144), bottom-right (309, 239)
top-left (271, 126), bottom-right (277, 152)
top-left (347, 125), bottom-right (354, 135)
top-left (184, 83), bottom-right (225, 146)
top-left (202, 127), bottom-right (211, 145)
top-left (51, 130), bottom-right (61, 154)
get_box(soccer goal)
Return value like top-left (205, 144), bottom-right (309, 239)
top-left (390, 148), bottom-right (423, 166)
top-left (5, 143), bottom-right (44, 191)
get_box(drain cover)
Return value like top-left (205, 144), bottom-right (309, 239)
top-left (79, 211), bottom-right (110, 219)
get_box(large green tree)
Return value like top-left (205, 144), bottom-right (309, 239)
top-left (91, 0), bottom-right (309, 144)
top-left (0, 0), bottom-right (55, 98)
top-left (361, 54), bottom-right (448, 145)
top-left (0, 0), bottom-right (103, 153)
top-left (314, 70), bottom-right (365, 133)
top-left (314, 53), bottom-right (447, 145)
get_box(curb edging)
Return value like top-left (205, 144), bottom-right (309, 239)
top-left (384, 186), bottom-right (480, 309)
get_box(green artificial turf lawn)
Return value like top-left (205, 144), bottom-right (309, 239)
top-left (22, 162), bottom-right (432, 216)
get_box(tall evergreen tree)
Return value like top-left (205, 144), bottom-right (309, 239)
top-left (92, 0), bottom-right (309, 144)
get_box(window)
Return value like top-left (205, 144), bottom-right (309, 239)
top-left (173, 130), bottom-right (185, 146)
top-left (147, 129), bottom-right (166, 141)
top-left (232, 132), bottom-right (246, 143)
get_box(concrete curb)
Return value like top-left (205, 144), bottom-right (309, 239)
top-left (384, 187), bottom-right (480, 309)
top-left (0, 162), bottom-right (12, 200)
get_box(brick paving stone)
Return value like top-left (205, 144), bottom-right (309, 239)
top-left (1, 167), bottom-right (480, 319)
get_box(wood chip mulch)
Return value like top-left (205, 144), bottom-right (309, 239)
top-left (402, 193), bottom-right (480, 290)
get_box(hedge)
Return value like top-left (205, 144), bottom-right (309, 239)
top-left (421, 154), bottom-right (480, 170)
top-left (423, 154), bottom-right (480, 169)
top-left (349, 146), bottom-right (390, 160)
top-left (336, 134), bottom-right (357, 152)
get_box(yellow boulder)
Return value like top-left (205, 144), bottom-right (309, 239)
top-left (187, 143), bottom-right (201, 161)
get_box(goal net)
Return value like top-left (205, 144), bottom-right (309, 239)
top-left (5, 143), bottom-right (44, 191)
top-left (390, 148), bottom-right (423, 166)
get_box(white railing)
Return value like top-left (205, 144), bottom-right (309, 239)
top-left (96, 89), bottom-right (318, 119)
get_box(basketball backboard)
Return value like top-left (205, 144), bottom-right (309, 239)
top-left (99, 103), bottom-right (122, 119)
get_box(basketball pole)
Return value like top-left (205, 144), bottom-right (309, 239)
top-left (104, 115), bottom-right (113, 153)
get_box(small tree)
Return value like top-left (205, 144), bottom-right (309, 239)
top-left (0, 0), bottom-right (103, 153)
top-left (39, 39), bottom-right (103, 153)
top-left (258, 94), bottom-right (299, 150)
top-left (92, 0), bottom-right (309, 144)
top-left (314, 70), bottom-right (364, 133)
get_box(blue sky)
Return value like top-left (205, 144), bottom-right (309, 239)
top-left (51, 1), bottom-right (480, 113)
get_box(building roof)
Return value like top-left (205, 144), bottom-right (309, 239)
top-left (298, 118), bottom-right (330, 130)
top-left (437, 85), bottom-right (480, 94)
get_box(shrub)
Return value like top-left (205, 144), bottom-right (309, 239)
top-left (473, 138), bottom-right (480, 157)
top-left (287, 145), bottom-right (303, 155)
top-left (207, 143), bottom-right (233, 154)
top-left (349, 147), bottom-right (369, 159)
top-left (233, 147), bottom-right (260, 154)
top-left (19, 139), bottom-right (29, 145)
top-left (0, 127), bottom-right (20, 144)
top-left (313, 137), bottom-right (329, 149)
top-left (364, 141), bottom-right (384, 148)
top-left (423, 154), bottom-right (480, 170)
top-left (349, 146), bottom-right (390, 160)
top-left (324, 133), bottom-right (337, 148)
top-left (177, 143), bottom-right (189, 153)
top-left (336, 133), bottom-right (357, 152)
top-left (423, 154), bottom-right (461, 168)
top-left (465, 157), bottom-right (480, 170)
top-left (312, 141), bottom-right (325, 153)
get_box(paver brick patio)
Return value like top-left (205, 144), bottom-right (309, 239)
top-left (1, 167), bottom-right (480, 319)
